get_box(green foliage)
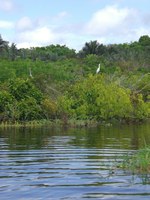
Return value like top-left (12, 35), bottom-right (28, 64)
top-left (79, 40), bottom-right (106, 57)
top-left (58, 75), bottom-right (133, 120)
top-left (17, 97), bottom-right (42, 121)
top-left (84, 54), bottom-right (100, 65)
top-left (22, 44), bottom-right (76, 61)
top-left (0, 90), bottom-right (14, 112)
top-left (135, 74), bottom-right (150, 100)
top-left (0, 34), bottom-right (149, 124)
top-left (0, 78), bottom-right (46, 121)
top-left (8, 78), bottom-right (43, 103)
top-left (0, 66), bottom-right (16, 82)
top-left (0, 90), bottom-right (19, 121)
top-left (0, 34), bottom-right (9, 58)
top-left (139, 35), bottom-right (150, 46)
top-left (121, 146), bottom-right (150, 174)
top-left (41, 98), bottom-right (58, 119)
top-left (131, 93), bottom-right (150, 120)
top-left (9, 43), bottom-right (17, 61)
top-left (107, 72), bottom-right (150, 102)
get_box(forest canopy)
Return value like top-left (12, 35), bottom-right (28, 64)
top-left (0, 34), bottom-right (150, 124)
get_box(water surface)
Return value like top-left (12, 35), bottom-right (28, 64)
top-left (0, 123), bottom-right (150, 200)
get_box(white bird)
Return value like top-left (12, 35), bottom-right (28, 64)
top-left (96, 63), bottom-right (100, 74)
top-left (29, 68), bottom-right (33, 78)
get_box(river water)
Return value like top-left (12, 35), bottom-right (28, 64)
top-left (0, 123), bottom-right (150, 200)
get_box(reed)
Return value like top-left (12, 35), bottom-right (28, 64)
top-left (120, 146), bottom-right (150, 175)
top-left (117, 146), bottom-right (150, 184)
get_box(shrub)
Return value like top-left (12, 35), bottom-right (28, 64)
top-left (8, 78), bottom-right (43, 103)
top-left (131, 93), bottom-right (150, 119)
top-left (41, 98), bottom-right (58, 119)
top-left (17, 97), bottom-right (42, 121)
top-left (58, 74), bottom-right (133, 121)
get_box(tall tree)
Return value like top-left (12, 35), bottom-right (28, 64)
top-left (79, 40), bottom-right (106, 57)
top-left (0, 34), bottom-right (9, 57)
top-left (80, 41), bottom-right (100, 56)
top-left (138, 35), bottom-right (150, 46)
top-left (9, 43), bottom-right (18, 61)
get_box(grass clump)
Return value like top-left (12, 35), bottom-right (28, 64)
top-left (118, 146), bottom-right (150, 184)
top-left (121, 146), bottom-right (150, 174)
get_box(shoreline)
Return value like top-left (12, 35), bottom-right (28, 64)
top-left (0, 118), bottom-right (149, 128)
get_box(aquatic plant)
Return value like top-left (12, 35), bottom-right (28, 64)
top-left (119, 146), bottom-right (150, 184)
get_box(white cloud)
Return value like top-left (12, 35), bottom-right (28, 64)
top-left (84, 5), bottom-right (138, 36)
top-left (0, 20), bottom-right (14, 29)
top-left (134, 27), bottom-right (150, 39)
top-left (52, 11), bottom-right (70, 26)
top-left (0, 0), bottom-right (15, 11)
top-left (15, 24), bottom-right (83, 50)
top-left (56, 11), bottom-right (68, 19)
top-left (11, 5), bottom-right (150, 50)
top-left (82, 5), bottom-right (150, 44)
top-left (15, 16), bottom-right (57, 48)
top-left (16, 17), bottom-right (33, 31)
top-left (15, 15), bottom-right (72, 49)
top-left (16, 27), bottom-right (58, 48)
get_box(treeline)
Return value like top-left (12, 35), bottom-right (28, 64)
top-left (1, 34), bottom-right (150, 71)
top-left (0, 34), bottom-right (150, 124)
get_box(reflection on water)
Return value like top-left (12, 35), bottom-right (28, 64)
top-left (0, 122), bottom-right (150, 200)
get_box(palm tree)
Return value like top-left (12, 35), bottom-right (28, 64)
top-left (0, 34), bottom-right (9, 57)
top-left (82, 40), bottom-right (100, 55)
top-left (9, 43), bottom-right (18, 61)
top-left (79, 40), bottom-right (106, 57)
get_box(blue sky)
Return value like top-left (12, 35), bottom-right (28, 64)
top-left (0, 0), bottom-right (150, 50)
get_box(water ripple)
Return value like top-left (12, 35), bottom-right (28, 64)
top-left (0, 128), bottom-right (150, 200)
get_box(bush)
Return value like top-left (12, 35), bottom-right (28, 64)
top-left (41, 98), bottom-right (58, 119)
top-left (0, 91), bottom-right (15, 121)
top-left (131, 93), bottom-right (150, 119)
top-left (58, 74), bottom-right (133, 121)
top-left (0, 78), bottom-right (46, 121)
top-left (17, 97), bottom-right (42, 121)
top-left (0, 90), bottom-right (14, 112)
top-left (8, 78), bottom-right (43, 103)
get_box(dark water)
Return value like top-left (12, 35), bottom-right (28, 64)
top-left (0, 123), bottom-right (150, 200)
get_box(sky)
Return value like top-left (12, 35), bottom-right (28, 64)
top-left (0, 0), bottom-right (150, 51)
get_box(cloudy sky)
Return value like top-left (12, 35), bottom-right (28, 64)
top-left (0, 0), bottom-right (150, 50)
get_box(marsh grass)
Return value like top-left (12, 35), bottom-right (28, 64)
top-left (121, 147), bottom-right (150, 173)
top-left (0, 120), bottom-right (53, 128)
top-left (119, 146), bottom-right (150, 183)
top-left (0, 119), bottom-right (98, 128)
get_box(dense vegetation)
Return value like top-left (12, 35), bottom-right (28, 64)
top-left (0, 34), bottom-right (150, 125)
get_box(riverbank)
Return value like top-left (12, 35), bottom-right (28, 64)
top-left (0, 118), bottom-right (149, 128)
top-left (0, 119), bottom-right (98, 128)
